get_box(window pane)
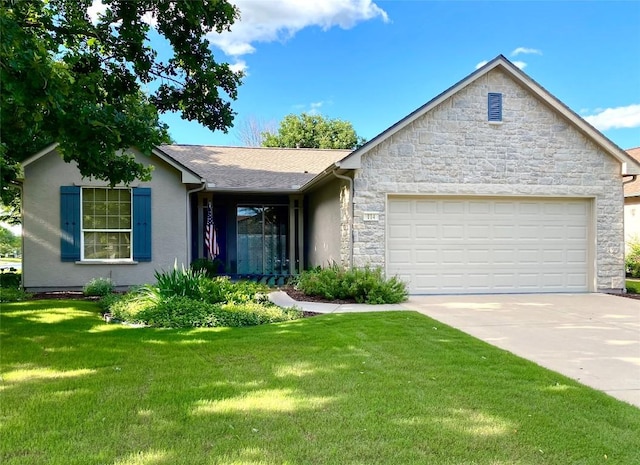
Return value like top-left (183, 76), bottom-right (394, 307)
top-left (84, 232), bottom-right (131, 259)
top-left (83, 188), bottom-right (131, 231)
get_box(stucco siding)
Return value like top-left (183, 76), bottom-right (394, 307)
top-left (306, 178), bottom-right (347, 268)
top-left (624, 198), bottom-right (640, 252)
top-left (22, 149), bottom-right (189, 290)
top-left (351, 68), bottom-right (625, 291)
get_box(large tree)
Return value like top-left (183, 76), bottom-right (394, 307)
top-left (262, 113), bottom-right (365, 150)
top-left (0, 225), bottom-right (20, 256)
top-left (0, 0), bottom-right (242, 205)
top-left (235, 115), bottom-right (276, 147)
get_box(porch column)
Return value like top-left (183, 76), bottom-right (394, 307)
top-left (289, 195), bottom-right (304, 274)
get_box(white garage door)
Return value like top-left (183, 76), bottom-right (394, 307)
top-left (387, 197), bottom-right (591, 294)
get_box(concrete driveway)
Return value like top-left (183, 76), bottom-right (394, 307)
top-left (405, 293), bottom-right (640, 408)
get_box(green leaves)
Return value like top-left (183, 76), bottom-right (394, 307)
top-left (262, 113), bottom-right (367, 150)
top-left (1, 0), bottom-right (242, 205)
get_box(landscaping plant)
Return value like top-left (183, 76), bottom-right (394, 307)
top-left (0, 270), bottom-right (29, 302)
top-left (82, 277), bottom-right (115, 296)
top-left (626, 238), bottom-right (640, 278)
top-left (101, 265), bottom-right (295, 328)
top-left (297, 264), bottom-right (407, 304)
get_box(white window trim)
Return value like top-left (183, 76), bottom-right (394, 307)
top-left (80, 187), bottom-right (134, 262)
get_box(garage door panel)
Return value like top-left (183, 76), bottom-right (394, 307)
top-left (388, 224), bottom-right (411, 239)
top-left (415, 225), bottom-right (437, 239)
top-left (442, 224), bottom-right (464, 239)
top-left (442, 201), bottom-right (465, 214)
top-left (468, 201), bottom-right (491, 214)
top-left (566, 249), bottom-right (587, 264)
top-left (387, 197), bottom-right (591, 294)
top-left (389, 200), bottom-right (411, 214)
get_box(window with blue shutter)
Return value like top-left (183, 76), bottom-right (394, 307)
top-left (488, 92), bottom-right (503, 122)
top-left (60, 186), bottom-right (151, 262)
top-left (60, 186), bottom-right (81, 261)
top-left (132, 188), bottom-right (152, 261)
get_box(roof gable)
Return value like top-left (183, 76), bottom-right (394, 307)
top-left (337, 55), bottom-right (640, 175)
top-left (20, 143), bottom-right (202, 184)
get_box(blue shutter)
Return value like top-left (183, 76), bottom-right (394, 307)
top-left (60, 186), bottom-right (81, 261)
top-left (133, 188), bottom-right (152, 261)
top-left (488, 92), bottom-right (503, 122)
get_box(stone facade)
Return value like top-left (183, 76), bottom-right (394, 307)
top-left (349, 68), bottom-right (625, 291)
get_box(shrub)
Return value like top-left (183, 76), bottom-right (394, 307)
top-left (626, 280), bottom-right (640, 294)
top-left (97, 293), bottom-right (122, 314)
top-left (627, 238), bottom-right (640, 278)
top-left (0, 287), bottom-right (30, 302)
top-left (190, 258), bottom-right (224, 277)
top-left (0, 271), bottom-right (21, 289)
top-left (132, 298), bottom-right (300, 328)
top-left (224, 279), bottom-right (269, 303)
top-left (213, 302), bottom-right (302, 327)
top-left (83, 277), bottom-right (115, 296)
top-left (138, 296), bottom-right (219, 328)
top-left (297, 265), bottom-right (408, 304)
top-left (107, 292), bottom-right (155, 323)
top-left (297, 264), bottom-right (345, 300)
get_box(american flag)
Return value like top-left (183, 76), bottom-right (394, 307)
top-left (204, 202), bottom-right (219, 258)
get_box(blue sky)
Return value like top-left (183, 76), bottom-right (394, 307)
top-left (157, 0), bottom-right (640, 151)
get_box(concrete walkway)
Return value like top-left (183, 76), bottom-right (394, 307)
top-left (269, 291), bottom-right (640, 408)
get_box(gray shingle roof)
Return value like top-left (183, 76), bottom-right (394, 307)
top-left (158, 144), bottom-right (351, 191)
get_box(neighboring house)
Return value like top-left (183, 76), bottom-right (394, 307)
top-left (19, 55), bottom-right (640, 294)
top-left (623, 147), bottom-right (640, 250)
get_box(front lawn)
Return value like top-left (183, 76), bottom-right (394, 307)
top-left (1, 300), bottom-right (639, 464)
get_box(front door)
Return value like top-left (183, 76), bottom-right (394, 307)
top-left (237, 205), bottom-right (289, 274)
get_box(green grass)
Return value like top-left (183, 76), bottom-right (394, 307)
top-left (1, 301), bottom-right (639, 465)
top-left (626, 279), bottom-right (640, 293)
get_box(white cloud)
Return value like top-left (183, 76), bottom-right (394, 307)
top-left (208, 0), bottom-right (388, 56)
top-left (511, 47), bottom-right (542, 56)
top-left (229, 60), bottom-right (248, 75)
top-left (308, 101), bottom-right (324, 115)
top-left (475, 60), bottom-right (489, 70)
top-left (88, 0), bottom-right (156, 26)
top-left (293, 101), bottom-right (328, 115)
top-left (88, 0), bottom-right (107, 22)
top-left (583, 104), bottom-right (640, 131)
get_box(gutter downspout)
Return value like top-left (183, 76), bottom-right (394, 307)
top-left (332, 170), bottom-right (354, 269)
top-left (623, 175), bottom-right (637, 186)
top-left (186, 182), bottom-right (207, 265)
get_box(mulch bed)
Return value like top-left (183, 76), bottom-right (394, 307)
top-left (279, 285), bottom-right (357, 304)
top-left (30, 291), bottom-right (100, 301)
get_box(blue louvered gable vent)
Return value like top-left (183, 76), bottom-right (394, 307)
top-left (488, 92), bottom-right (503, 122)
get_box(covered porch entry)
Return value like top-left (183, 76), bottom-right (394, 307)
top-left (190, 192), bottom-right (305, 278)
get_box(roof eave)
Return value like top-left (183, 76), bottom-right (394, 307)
top-left (151, 147), bottom-right (204, 184)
